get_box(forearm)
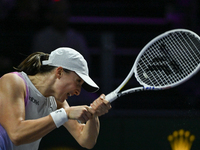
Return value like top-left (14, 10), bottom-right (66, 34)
top-left (79, 116), bottom-right (100, 149)
top-left (7, 115), bottom-right (56, 145)
top-left (64, 116), bottom-right (100, 149)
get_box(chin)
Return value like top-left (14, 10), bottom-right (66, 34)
top-left (56, 97), bottom-right (66, 103)
top-left (62, 97), bottom-right (68, 102)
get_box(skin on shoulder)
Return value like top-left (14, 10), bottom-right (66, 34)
top-left (0, 73), bottom-right (27, 103)
top-left (0, 73), bottom-right (26, 129)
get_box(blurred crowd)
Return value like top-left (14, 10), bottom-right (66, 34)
top-left (0, 0), bottom-right (200, 109)
top-left (0, 0), bottom-right (89, 77)
top-left (0, 0), bottom-right (95, 106)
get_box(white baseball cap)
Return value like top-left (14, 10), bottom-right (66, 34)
top-left (42, 47), bottom-right (99, 93)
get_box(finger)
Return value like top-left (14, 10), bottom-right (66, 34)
top-left (85, 108), bottom-right (93, 119)
top-left (104, 101), bottom-right (112, 110)
top-left (77, 114), bottom-right (88, 123)
top-left (90, 100), bottom-right (99, 110)
top-left (95, 101), bottom-right (111, 116)
top-left (94, 99), bottom-right (110, 110)
top-left (100, 96), bottom-right (112, 110)
top-left (81, 112), bottom-right (93, 123)
top-left (100, 94), bottom-right (105, 100)
top-left (76, 107), bottom-right (87, 120)
top-left (87, 106), bottom-right (95, 115)
top-left (89, 94), bottom-right (111, 116)
top-left (82, 114), bottom-right (88, 123)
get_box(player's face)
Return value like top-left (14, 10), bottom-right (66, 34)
top-left (55, 71), bottom-right (84, 102)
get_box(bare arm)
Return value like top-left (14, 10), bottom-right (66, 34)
top-left (63, 116), bottom-right (99, 149)
top-left (0, 73), bottom-right (103, 146)
top-left (0, 73), bottom-right (111, 148)
top-left (62, 95), bottom-right (111, 149)
top-left (0, 74), bottom-right (57, 145)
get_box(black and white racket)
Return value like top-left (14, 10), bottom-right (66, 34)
top-left (105, 29), bottom-right (200, 103)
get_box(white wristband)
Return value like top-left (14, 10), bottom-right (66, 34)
top-left (50, 108), bottom-right (68, 128)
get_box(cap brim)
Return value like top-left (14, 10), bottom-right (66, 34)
top-left (76, 72), bottom-right (99, 93)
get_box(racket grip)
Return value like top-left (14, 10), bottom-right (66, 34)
top-left (77, 93), bottom-right (117, 123)
top-left (105, 92), bottom-right (118, 103)
top-left (77, 93), bottom-right (116, 123)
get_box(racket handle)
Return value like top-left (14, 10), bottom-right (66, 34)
top-left (77, 106), bottom-right (92, 124)
top-left (77, 93), bottom-right (117, 123)
top-left (105, 91), bottom-right (118, 103)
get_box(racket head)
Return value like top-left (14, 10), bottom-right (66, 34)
top-left (133, 29), bottom-right (200, 89)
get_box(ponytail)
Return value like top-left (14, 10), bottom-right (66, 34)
top-left (14, 52), bottom-right (56, 75)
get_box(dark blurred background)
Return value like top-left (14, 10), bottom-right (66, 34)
top-left (1, 0), bottom-right (200, 149)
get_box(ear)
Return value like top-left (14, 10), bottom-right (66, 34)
top-left (55, 67), bottom-right (64, 79)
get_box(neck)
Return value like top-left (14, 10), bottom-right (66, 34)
top-left (28, 73), bottom-right (55, 97)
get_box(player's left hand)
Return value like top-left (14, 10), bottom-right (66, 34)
top-left (89, 94), bottom-right (112, 117)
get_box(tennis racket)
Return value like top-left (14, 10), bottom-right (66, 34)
top-left (105, 29), bottom-right (200, 103)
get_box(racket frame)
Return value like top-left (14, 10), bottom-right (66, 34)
top-left (106, 29), bottom-right (200, 103)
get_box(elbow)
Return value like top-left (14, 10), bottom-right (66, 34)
top-left (81, 144), bottom-right (95, 149)
top-left (79, 140), bottom-right (97, 149)
top-left (84, 144), bottom-right (96, 150)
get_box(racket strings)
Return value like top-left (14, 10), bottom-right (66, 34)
top-left (185, 34), bottom-right (200, 63)
top-left (178, 32), bottom-right (200, 71)
top-left (140, 54), bottom-right (163, 86)
top-left (162, 35), bottom-right (188, 80)
top-left (136, 31), bottom-right (200, 87)
top-left (154, 39), bottom-right (183, 84)
top-left (174, 32), bottom-right (200, 69)
top-left (142, 48), bottom-right (168, 86)
top-left (168, 35), bottom-right (195, 81)
top-left (145, 44), bottom-right (175, 86)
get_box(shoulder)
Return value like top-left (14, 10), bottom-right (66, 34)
top-left (0, 73), bottom-right (26, 93)
top-left (0, 73), bottom-right (24, 84)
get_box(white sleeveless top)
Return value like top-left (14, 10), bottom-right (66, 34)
top-left (12, 72), bottom-right (57, 150)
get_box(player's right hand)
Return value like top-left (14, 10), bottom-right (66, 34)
top-left (66, 105), bottom-right (93, 123)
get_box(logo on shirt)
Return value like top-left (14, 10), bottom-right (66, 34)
top-left (29, 96), bottom-right (39, 105)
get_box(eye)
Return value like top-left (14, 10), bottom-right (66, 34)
top-left (77, 78), bottom-right (83, 84)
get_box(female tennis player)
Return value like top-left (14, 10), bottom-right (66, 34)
top-left (0, 47), bottom-right (111, 150)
